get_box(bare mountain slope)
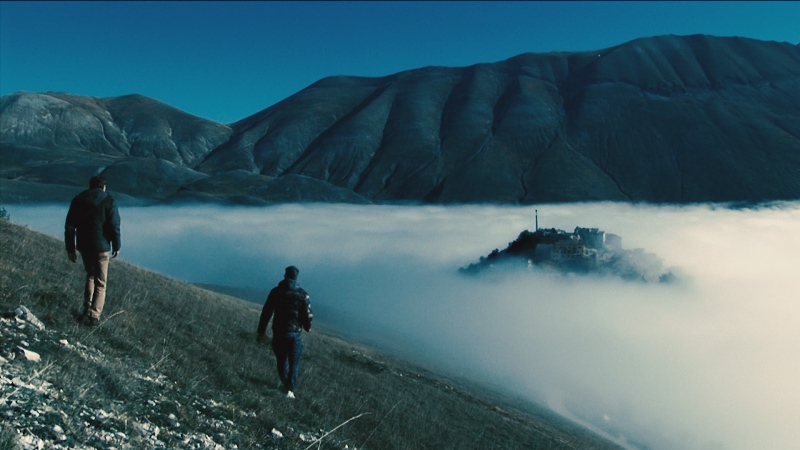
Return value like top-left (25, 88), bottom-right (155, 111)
top-left (2, 35), bottom-right (799, 204)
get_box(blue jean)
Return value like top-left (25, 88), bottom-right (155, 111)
top-left (271, 332), bottom-right (304, 391)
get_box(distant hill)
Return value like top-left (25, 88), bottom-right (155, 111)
top-left (2, 35), bottom-right (799, 205)
top-left (460, 226), bottom-right (677, 283)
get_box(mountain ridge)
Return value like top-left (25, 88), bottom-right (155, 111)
top-left (2, 34), bottom-right (799, 205)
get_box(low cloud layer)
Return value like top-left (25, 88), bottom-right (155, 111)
top-left (10, 201), bottom-right (800, 450)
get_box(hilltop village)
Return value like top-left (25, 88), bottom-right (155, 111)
top-left (460, 221), bottom-right (676, 283)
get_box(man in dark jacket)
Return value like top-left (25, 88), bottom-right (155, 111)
top-left (257, 265), bottom-right (313, 399)
top-left (65, 175), bottom-right (121, 326)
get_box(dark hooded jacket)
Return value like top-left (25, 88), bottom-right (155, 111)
top-left (65, 188), bottom-right (121, 254)
top-left (258, 279), bottom-right (313, 336)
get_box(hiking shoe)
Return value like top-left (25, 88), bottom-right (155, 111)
top-left (84, 317), bottom-right (100, 327)
top-left (286, 391), bottom-right (296, 399)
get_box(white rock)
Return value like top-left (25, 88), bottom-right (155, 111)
top-left (271, 428), bottom-right (283, 438)
top-left (13, 305), bottom-right (45, 330)
top-left (18, 434), bottom-right (44, 450)
top-left (17, 347), bottom-right (40, 362)
top-left (167, 413), bottom-right (179, 427)
top-left (58, 339), bottom-right (69, 346)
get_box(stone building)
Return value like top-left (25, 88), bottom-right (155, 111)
top-left (552, 238), bottom-right (588, 260)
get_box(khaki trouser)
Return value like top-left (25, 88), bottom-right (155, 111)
top-left (80, 251), bottom-right (110, 319)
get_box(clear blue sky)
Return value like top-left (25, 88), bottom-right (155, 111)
top-left (1, 1), bottom-right (798, 124)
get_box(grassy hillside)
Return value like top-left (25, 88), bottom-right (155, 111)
top-left (0, 216), bottom-right (621, 450)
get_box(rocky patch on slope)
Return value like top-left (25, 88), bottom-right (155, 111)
top-left (0, 306), bottom-right (345, 450)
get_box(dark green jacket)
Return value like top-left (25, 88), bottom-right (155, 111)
top-left (65, 188), bottom-right (121, 254)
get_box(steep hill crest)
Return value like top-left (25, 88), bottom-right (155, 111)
top-left (2, 35), bottom-right (799, 205)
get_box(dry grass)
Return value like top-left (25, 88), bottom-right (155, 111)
top-left (0, 216), bottom-right (621, 449)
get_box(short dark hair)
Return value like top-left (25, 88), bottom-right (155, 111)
top-left (89, 176), bottom-right (106, 189)
top-left (284, 265), bottom-right (299, 280)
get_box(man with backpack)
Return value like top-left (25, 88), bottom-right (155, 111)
top-left (64, 175), bottom-right (122, 326)
top-left (257, 265), bottom-right (313, 399)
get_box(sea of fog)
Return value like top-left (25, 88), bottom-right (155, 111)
top-left (7, 201), bottom-right (800, 450)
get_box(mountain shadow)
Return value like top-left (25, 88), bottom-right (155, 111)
top-left (2, 35), bottom-right (799, 205)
